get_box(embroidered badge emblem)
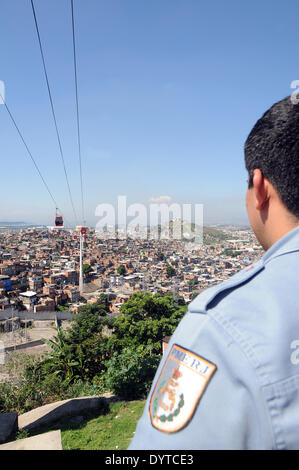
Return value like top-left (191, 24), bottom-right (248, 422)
top-left (149, 344), bottom-right (216, 433)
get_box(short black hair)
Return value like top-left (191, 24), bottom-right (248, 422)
top-left (245, 95), bottom-right (299, 217)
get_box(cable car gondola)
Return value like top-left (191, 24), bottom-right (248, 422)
top-left (55, 208), bottom-right (64, 227)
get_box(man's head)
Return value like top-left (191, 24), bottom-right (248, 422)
top-left (244, 95), bottom-right (299, 250)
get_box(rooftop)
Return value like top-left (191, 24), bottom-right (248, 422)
top-left (19, 291), bottom-right (37, 297)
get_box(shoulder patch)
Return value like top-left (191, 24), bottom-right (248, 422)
top-left (149, 344), bottom-right (216, 433)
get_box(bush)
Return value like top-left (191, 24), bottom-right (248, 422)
top-left (0, 370), bottom-right (68, 414)
top-left (101, 346), bottom-right (161, 400)
top-left (65, 377), bottom-right (105, 399)
top-left (0, 374), bottom-right (106, 414)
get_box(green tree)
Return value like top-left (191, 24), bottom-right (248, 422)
top-left (98, 293), bottom-right (110, 311)
top-left (107, 292), bottom-right (186, 354)
top-left (42, 328), bottom-right (80, 384)
top-left (43, 311), bottom-right (110, 381)
top-left (166, 264), bottom-right (176, 277)
top-left (83, 263), bottom-right (92, 275)
top-left (117, 265), bottom-right (126, 276)
top-left (68, 303), bottom-right (107, 344)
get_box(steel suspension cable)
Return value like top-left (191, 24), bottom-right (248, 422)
top-left (71, 0), bottom-right (85, 225)
top-left (0, 90), bottom-right (66, 219)
top-left (30, 0), bottom-right (78, 225)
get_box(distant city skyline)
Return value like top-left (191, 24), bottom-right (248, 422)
top-left (1, 0), bottom-right (299, 226)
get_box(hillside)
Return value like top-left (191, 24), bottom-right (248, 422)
top-left (203, 226), bottom-right (229, 243)
top-left (155, 220), bottom-right (229, 244)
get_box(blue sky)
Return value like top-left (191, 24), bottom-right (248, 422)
top-left (1, 0), bottom-right (299, 226)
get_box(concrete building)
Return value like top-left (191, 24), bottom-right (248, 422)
top-left (19, 291), bottom-right (38, 311)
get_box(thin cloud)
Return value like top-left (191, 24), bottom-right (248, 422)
top-left (149, 196), bottom-right (172, 204)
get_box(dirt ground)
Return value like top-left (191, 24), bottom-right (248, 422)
top-left (0, 320), bottom-right (71, 348)
top-left (0, 325), bottom-right (56, 348)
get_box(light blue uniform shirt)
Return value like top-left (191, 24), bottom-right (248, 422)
top-left (129, 226), bottom-right (299, 450)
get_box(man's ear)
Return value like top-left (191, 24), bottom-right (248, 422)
top-left (252, 169), bottom-right (269, 211)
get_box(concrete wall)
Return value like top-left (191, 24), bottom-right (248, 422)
top-left (0, 309), bottom-right (74, 321)
top-left (18, 396), bottom-right (108, 432)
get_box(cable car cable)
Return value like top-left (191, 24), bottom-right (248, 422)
top-left (71, 0), bottom-right (85, 225)
top-left (0, 89), bottom-right (72, 228)
top-left (1, 91), bottom-right (56, 207)
top-left (30, 0), bottom-right (78, 225)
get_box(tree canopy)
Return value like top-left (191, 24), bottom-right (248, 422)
top-left (166, 264), bottom-right (176, 277)
top-left (106, 292), bottom-right (187, 354)
top-left (117, 265), bottom-right (126, 276)
top-left (82, 263), bottom-right (92, 274)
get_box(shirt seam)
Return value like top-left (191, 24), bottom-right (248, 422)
top-left (263, 248), bottom-right (299, 266)
top-left (206, 310), bottom-right (282, 449)
top-left (208, 308), bottom-right (271, 386)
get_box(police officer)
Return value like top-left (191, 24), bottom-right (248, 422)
top-left (129, 95), bottom-right (299, 450)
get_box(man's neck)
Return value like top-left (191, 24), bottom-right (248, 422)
top-left (262, 218), bottom-right (299, 251)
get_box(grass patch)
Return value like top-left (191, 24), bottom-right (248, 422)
top-left (20, 399), bottom-right (146, 450)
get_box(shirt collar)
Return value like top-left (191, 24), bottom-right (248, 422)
top-left (262, 224), bottom-right (299, 265)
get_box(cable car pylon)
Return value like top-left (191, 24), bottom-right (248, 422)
top-left (75, 225), bottom-right (88, 296)
top-left (79, 229), bottom-right (83, 295)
